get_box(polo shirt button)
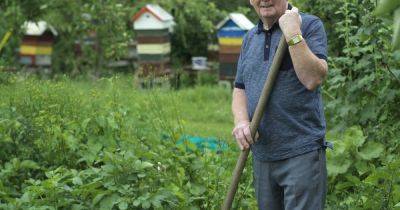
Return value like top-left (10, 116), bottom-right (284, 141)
top-left (266, 45), bottom-right (269, 48)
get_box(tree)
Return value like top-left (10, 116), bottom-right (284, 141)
top-left (0, 0), bottom-right (135, 75)
top-left (42, 0), bottom-right (134, 75)
top-left (0, 0), bottom-right (45, 66)
top-left (158, 0), bottom-right (224, 65)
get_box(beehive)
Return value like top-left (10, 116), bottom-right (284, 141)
top-left (216, 13), bottom-right (254, 81)
top-left (132, 4), bottom-right (175, 77)
top-left (19, 21), bottom-right (57, 67)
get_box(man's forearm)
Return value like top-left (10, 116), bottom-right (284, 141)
top-left (278, 7), bottom-right (328, 91)
top-left (232, 88), bottom-right (249, 125)
top-left (288, 40), bottom-right (328, 91)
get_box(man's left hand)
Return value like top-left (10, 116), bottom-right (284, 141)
top-left (279, 7), bottom-right (302, 42)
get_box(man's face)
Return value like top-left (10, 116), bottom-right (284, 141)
top-left (250, 0), bottom-right (287, 19)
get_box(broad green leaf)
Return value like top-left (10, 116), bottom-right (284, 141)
top-left (334, 181), bottom-right (354, 191)
top-left (168, 184), bottom-right (185, 200)
top-left (71, 204), bottom-right (85, 210)
top-left (137, 173), bottom-right (146, 178)
top-left (141, 161), bottom-right (154, 169)
top-left (92, 193), bottom-right (108, 206)
top-left (151, 199), bottom-right (162, 208)
top-left (365, 170), bottom-right (391, 184)
top-left (99, 193), bottom-right (120, 210)
top-left (20, 160), bottom-right (40, 170)
top-left (72, 176), bottom-right (83, 185)
top-left (330, 140), bottom-right (346, 154)
top-left (118, 201), bottom-right (128, 210)
top-left (20, 192), bottom-right (31, 203)
top-left (358, 141), bottom-right (384, 160)
top-left (354, 161), bottom-right (369, 175)
top-left (83, 138), bottom-right (103, 164)
top-left (189, 184), bottom-right (206, 196)
top-left (132, 199), bottom-right (140, 207)
top-left (343, 127), bottom-right (365, 148)
top-left (345, 175), bottom-right (361, 184)
top-left (141, 200), bottom-right (151, 209)
top-left (327, 155), bottom-right (352, 177)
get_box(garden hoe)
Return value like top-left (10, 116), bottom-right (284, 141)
top-left (222, 35), bottom-right (288, 210)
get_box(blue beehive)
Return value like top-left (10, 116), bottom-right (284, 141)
top-left (216, 13), bottom-right (254, 81)
top-left (217, 19), bottom-right (247, 38)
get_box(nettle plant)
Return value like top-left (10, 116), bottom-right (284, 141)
top-left (326, 127), bottom-right (400, 209)
top-left (293, 0), bottom-right (400, 208)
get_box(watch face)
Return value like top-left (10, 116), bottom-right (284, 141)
top-left (289, 35), bottom-right (303, 46)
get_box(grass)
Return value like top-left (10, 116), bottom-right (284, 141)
top-left (0, 74), bottom-right (236, 146)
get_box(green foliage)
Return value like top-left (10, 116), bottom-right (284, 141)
top-left (43, 0), bottom-right (134, 75)
top-left (294, 0), bottom-right (400, 208)
top-left (297, 0), bottom-right (399, 142)
top-left (0, 69), bottom-right (399, 209)
top-left (375, 0), bottom-right (400, 49)
top-left (0, 0), bottom-right (135, 75)
top-left (326, 126), bottom-right (400, 209)
top-left (0, 1), bottom-right (27, 66)
top-left (0, 76), bottom-right (255, 209)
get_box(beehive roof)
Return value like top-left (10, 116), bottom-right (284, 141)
top-left (22, 21), bottom-right (58, 36)
top-left (133, 4), bottom-right (174, 22)
top-left (217, 13), bottom-right (255, 30)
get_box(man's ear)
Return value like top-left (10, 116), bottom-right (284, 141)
top-left (249, 0), bottom-right (254, 6)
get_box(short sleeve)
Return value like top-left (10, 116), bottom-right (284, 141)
top-left (304, 19), bottom-right (328, 61)
top-left (234, 33), bottom-right (248, 89)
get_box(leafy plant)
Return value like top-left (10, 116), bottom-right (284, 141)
top-left (375, 0), bottom-right (400, 49)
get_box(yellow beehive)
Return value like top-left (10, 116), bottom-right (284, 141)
top-left (20, 45), bottom-right (53, 55)
top-left (19, 21), bottom-right (57, 67)
top-left (218, 37), bottom-right (243, 46)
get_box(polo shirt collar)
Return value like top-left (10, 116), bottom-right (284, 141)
top-left (256, 3), bottom-right (293, 34)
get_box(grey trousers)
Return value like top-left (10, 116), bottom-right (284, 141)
top-left (253, 148), bottom-right (327, 210)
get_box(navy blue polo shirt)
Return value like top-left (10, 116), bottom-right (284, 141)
top-left (234, 12), bottom-right (328, 161)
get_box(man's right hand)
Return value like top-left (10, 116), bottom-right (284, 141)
top-left (232, 121), bottom-right (255, 150)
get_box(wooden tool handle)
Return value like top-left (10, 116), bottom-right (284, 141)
top-left (222, 35), bottom-right (288, 210)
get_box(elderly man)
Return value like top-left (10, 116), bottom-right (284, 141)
top-left (231, 0), bottom-right (329, 209)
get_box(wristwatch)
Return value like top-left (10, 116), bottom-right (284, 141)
top-left (288, 34), bottom-right (303, 46)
